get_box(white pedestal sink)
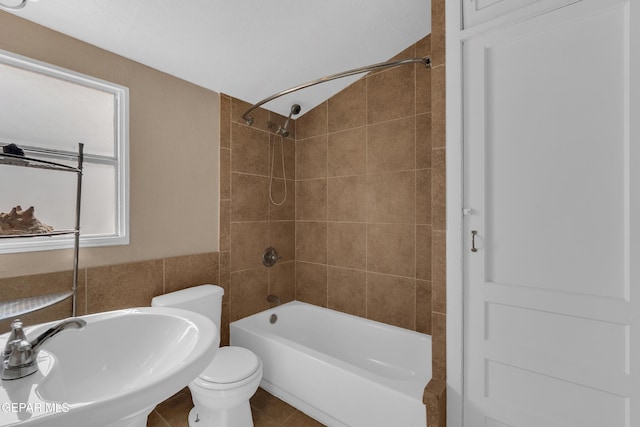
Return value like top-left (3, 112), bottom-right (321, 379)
top-left (0, 307), bottom-right (217, 427)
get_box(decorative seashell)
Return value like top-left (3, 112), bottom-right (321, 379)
top-left (0, 205), bottom-right (54, 235)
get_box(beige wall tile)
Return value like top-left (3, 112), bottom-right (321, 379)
top-left (268, 261), bottom-right (295, 304)
top-left (220, 147), bottom-right (231, 200)
top-left (327, 222), bottom-right (366, 270)
top-left (416, 168), bottom-right (432, 225)
top-left (296, 221), bottom-right (327, 264)
top-left (231, 173), bottom-right (270, 222)
top-left (432, 312), bottom-right (446, 381)
top-left (269, 179), bottom-right (295, 221)
top-left (431, 0), bottom-right (446, 68)
top-left (327, 176), bottom-right (367, 222)
top-left (270, 136), bottom-right (296, 180)
top-left (416, 113), bottom-right (432, 169)
top-left (296, 179), bottom-right (327, 221)
top-left (432, 65), bottom-right (446, 149)
top-left (164, 252), bottom-right (220, 294)
top-left (328, 79), bottom-right (366, 133)
top-left (327, 127), bottom-right (366, 177)
top-left (269, 221), bottom-right (295, 262)
top-left (219, 251), bottom-right (230, 302)
top-left (0, 270), bottom-right (76, 300)
top-left (229, 268), bottom-right (268, 321)
top-left (296, 135), bottom-right (327, 180)
top-left (220, 199), bottom-right (231, 252)
top-left (417, 66), bottom-right (432, 115)
top-left (230, 221), bottom-right (270, 272)
top-left (367, 223), bottom-right (416, 277)
top-left (432, 230), bottom-right (446, 314)
top-left (295, 261), bottom-right (327, 307)
top-left (75, 270), bottom-right (87, 316)
top-left (416, 279), bottom-right (432, 334)
top-left (366, 171), bottom-right (416, 224)
top-left (327, 267), bottom-right (366, 318)
top-left (416, 225), bottom-right (433, 281)
top-left (367, 65), bottom-right (415, 124)
top-left (221, 301), bottom-right (230, 346)
top-left (366, 272), bottom-right (416, 330)
top-left (231, 123), bottom-right (270, 175)
top-left (367, 116), bottom-right (416, 173)
top-left (296, 102), bottom-right (327, 139)
top-left (432, 148), bottom-right (446, 230)
top-left (86, 260), bottom-right (163, 313)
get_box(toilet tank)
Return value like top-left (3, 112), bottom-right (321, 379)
top-left (151, 284), bottom-right (224, 332)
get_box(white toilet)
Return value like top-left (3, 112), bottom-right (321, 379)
top-left (151, 285), bottom-right (262, 427)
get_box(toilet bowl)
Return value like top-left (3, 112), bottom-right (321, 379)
top-left (188, 346), bottom-right (262, 426)
top-left (151, 285), bottom-right (263, 427)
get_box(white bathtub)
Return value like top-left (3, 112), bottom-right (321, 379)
top-left (230, 301), bottom-right (431, 427)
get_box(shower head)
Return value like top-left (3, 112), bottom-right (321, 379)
top-left (279, 104), bottom-right (302, 138)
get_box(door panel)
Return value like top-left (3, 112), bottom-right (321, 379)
top-left (462, 0), bottom-right (577, 29)
top-left (463, 1), bottom-right (632, 426)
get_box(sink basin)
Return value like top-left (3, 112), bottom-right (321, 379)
top-left (0, 307), bottom-right (217, 427)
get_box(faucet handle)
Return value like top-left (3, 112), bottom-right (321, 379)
top-left (4, 319), bottom-right (27, 355)
top-left (9, 319), bottom-right (27, 340)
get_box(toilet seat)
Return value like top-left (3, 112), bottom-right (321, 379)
top-left (192, 346), bottom-right (262, 391)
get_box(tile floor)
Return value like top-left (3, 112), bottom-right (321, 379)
top-left (148, 387), bottom-right (325, 427)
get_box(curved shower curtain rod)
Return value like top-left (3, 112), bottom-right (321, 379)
top-left (242, 55), bottom-right (431, 126)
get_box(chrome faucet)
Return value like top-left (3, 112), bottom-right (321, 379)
top-left (1, 318), bottom-right (86, 380)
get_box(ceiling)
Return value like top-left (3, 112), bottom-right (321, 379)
top-left (4, 0), bottom-right (431, 118)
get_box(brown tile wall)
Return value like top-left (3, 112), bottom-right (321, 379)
top-left (0, 252), bottom-right (221, 338)
top-left (219, 95), bottom-right (297, 336)
top-left (220, 31), bottom-right (444, 427)
top-left (427, 0), bottom-right (446, 425)
top-left (293, 35), bottom-right (434, 334)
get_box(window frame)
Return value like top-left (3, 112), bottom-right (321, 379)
top-left (0, 49), bottom-right (129, 253)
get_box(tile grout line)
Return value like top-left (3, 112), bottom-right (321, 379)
top-left (364, 72), bottom-right (369, 320)
top-left (325, 101), bottom-right (329, 308)
top-left (413, 40), bottom-right (419, 332)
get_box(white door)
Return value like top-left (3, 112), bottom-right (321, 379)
top-left (463, 1), bottom-right (636, 426)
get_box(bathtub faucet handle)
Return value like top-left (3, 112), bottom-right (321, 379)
top-left (262, 247), bottom-right (282, 268)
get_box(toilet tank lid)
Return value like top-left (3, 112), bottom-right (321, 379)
top-left (151, 284), bottom-right (223, 307)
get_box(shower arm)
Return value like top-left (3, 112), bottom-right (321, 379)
top-left (242, 55), bottom-right (431, 126)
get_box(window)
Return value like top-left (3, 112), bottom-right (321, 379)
top-left (0, 50), bottom-right (129, 253)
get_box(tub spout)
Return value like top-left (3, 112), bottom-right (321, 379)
top-left (267, 294), bottom-right (281, 306)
